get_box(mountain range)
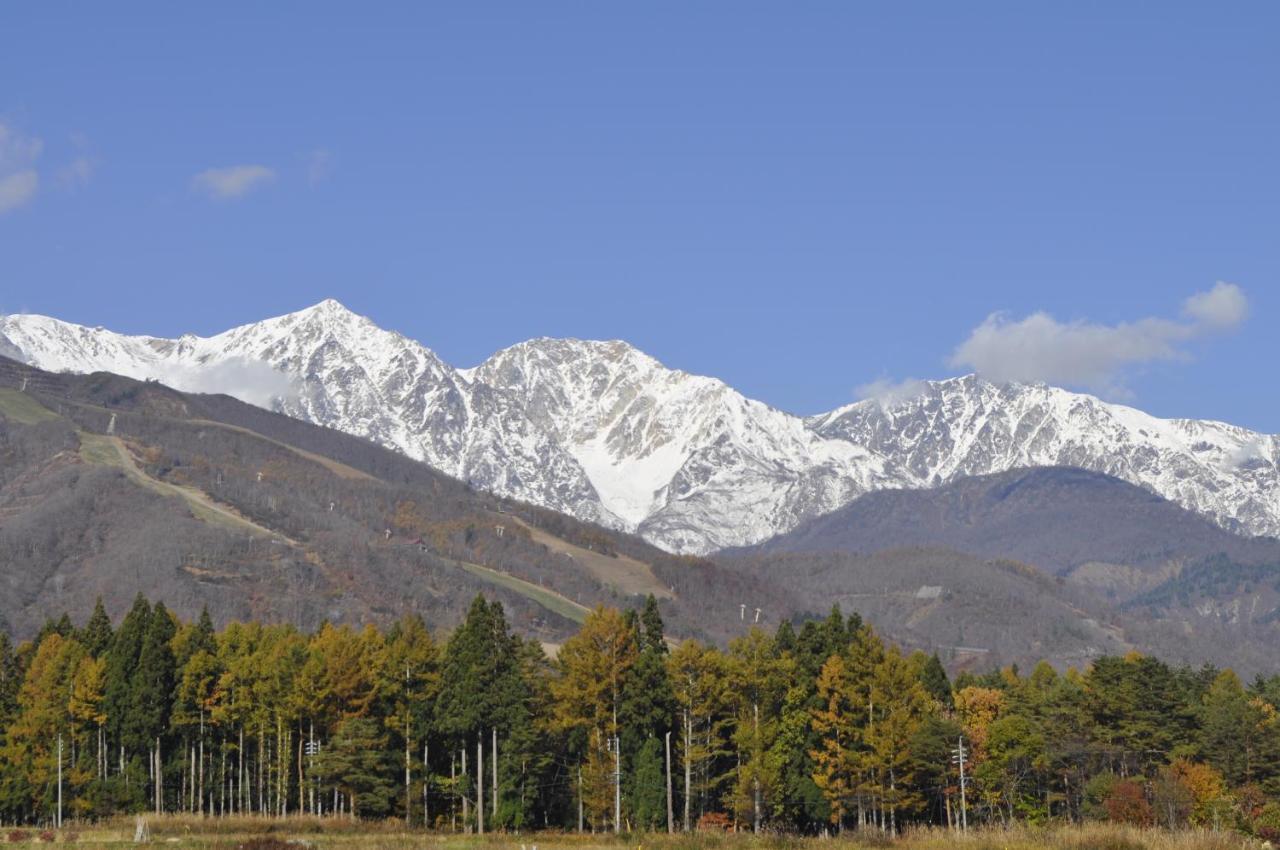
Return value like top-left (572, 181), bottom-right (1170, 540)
top-left (2, 354), bottom-right (1278, 672)
top-left (2, 300), bottom-right (1277, 554)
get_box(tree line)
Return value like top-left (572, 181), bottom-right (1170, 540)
top-left (1, 594), bottom-right (1279, 839)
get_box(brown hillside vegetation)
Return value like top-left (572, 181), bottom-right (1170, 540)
top-left (0, 356), bottom-right (788, 645)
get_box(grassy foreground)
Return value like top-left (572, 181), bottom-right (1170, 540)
top-left (2, 818), bottom-right (1261, 850)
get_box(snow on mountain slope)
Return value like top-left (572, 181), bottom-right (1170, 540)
top-left (470, 337), bottom-right (894, 551)
top-left (2, 301), bottom-right (1277, 553)
top-left (811, 376), bottom-right (1280, 542)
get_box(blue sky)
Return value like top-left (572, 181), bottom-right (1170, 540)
top-left (2, 4), bottom-right (1277, 428)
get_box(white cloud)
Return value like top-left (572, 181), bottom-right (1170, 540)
top-left (947, 283), bottom-right (1249, 394)
top-left (144, 357), bottom-right (299, 408)
top-left (192, 164), bottom-right (276, 200)
top-left (855, 376), bottom-right (927, 408)
top-left (1183, 281), bottom-right (1248, 329)
top-left (0, 123), bottom-right (43, 214)
top-left (1222, 438), bottom-right (1270, 472)
top-left (0, 123), bottom-right (42, 169)
top-left (306, 149), bottom-right (333, 185)
top-left (56, 155), bottom-right (94, 190)
top-left (0, 170), bottom-right (38, 214)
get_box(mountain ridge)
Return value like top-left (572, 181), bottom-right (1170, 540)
top-left (3, 301), bottom-right (1277, 553)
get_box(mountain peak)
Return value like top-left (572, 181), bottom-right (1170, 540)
top-left (306, 297), bottom-right (353, 315)
top-left (2, 305), bottom-right (1277, 553)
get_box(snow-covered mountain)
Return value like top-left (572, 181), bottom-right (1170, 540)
top-left (2, 300), bottom-right (1277, 553)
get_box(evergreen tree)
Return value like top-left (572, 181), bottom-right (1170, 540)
top-left (129, 601), bottom-right (176, 752)
top-left (79, 598), bottom-right (114, 658)
top-left (621, 597), bottom-right (675, 740)
top-left (920, 653), bottom-right (952, 709)
top-left (102, 593), bottom-right (151, 760)
top-left (0, 631), bottom-right (19, 737)
top-left (629, 736), bottom-right (667, 830)
top-left (435, 597), bottom-right (524, 743)
top-left (314, 717), bottom-right (396, 818)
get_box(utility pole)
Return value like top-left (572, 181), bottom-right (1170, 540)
top-left (405, 713), bottom-right (412, 827)
top-left (683, 709), bottom-right (692, 831)
top-left (664, 731), bottom-right (674, 834)
top-left (57, 733), bottom-right (63, 828)
top-left (951, 737), bottom-right (969, 833)
top-left (752, 703), bottom-right (761, 833)
top-left (613, 734), bottom-right (622, 833)
top-left (476, 738), bottom-right (484, 834)
top-left (156, 736), bottom-right (163, 815)
top-left (491, 728), bottom-right (498, 822)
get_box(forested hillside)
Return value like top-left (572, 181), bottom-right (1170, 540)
top-left (1, 596), bottom-right (1279, 840)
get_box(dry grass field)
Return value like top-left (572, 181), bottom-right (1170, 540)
top-left (0, 818), bottom-right (1261, 850)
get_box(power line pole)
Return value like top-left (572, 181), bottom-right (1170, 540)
top-left (951, 736), bottom-right (968, 834)
top-left (613, 734), bottom-right (622, 833)
top-left (665, 731), bottom-right (674, 834)
top-left (476, 737), bottom-right (484, 834)
top-left (491, 728), bottom-right (498, 823)
top-left (57, 733), bottom-right (63, 829)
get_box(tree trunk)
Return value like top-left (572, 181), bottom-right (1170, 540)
top-left (684, 710), bottom-right (692, 831)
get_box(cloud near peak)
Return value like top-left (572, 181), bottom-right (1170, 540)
top-left (947, 283), bottom-right (1248, 396)
top-left (0, 123), bottom-right (43, 214)
top-left (192, 164), bottom-right (276, 200)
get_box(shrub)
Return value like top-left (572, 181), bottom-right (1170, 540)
top-left (35, 834), bottom-right (54, 844)
top-left (696, 812), bottom-right (732, 831)
top-left (1103, 779), bottom-right (1153, 826)
top-left (6, 831), bottom-right (31, 844)
top-left (1082, 771), bottom-right (1118, 821)
top-left (1255, 801), bottom-right (1280, 842)
top-left (235, 840), bottom-right (295, 850)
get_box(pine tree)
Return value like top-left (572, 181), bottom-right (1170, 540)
top-left (130, 602), bottom-right (176, 750)
top-left (314, 717), bottom-right (396, 818)
top-left (102, 594), bottom-right (151, 765)
top-left (0, 631), bottom-right (20, 736)
top-left (920, 654), bottom-right (952, 709)
top-left (79, 598), bottom-right (114, 658)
